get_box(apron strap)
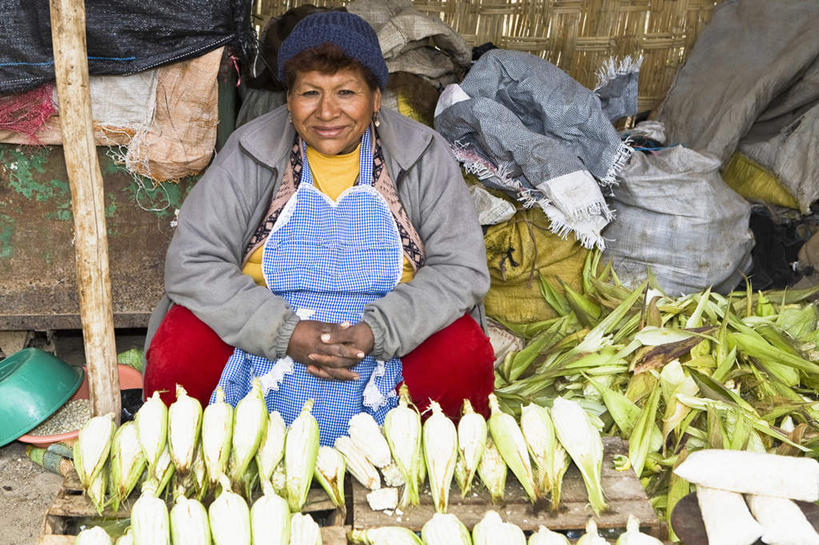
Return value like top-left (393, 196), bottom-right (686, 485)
top-left (300, 128), bottom-right (373, 187)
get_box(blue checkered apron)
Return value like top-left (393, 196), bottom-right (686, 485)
top-left (211, 129), bottom-right (403, 445)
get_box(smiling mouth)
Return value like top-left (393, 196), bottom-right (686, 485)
top-left (313, 126), bottom-right (346, 137)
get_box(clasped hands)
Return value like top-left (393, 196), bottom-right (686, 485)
top-left (286, 320), bottom-right (374, 381)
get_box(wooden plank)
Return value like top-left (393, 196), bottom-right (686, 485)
top-left (49, 0), bottom-right (120, 420)
top-left (39, 536), bottom-right (75, 545)
top-left (41, 527), bottom-right (349, 545)
top-left (352, 437), bottom-right (662, 533)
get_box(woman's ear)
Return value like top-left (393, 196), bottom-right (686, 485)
top-left (373, 88), bottom-right (382, 114)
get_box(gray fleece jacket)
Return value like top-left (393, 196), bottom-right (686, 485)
top-left (144, 105), bottom-right (490, 362)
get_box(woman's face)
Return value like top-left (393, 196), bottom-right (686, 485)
top-left (287, 68), bottom-right (382, 156)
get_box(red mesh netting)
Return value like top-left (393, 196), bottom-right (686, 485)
top-left (0, 84), bottom-right (56, 144)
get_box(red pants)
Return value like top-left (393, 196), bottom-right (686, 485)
top-left (144, 305), bottom-right (496, 419)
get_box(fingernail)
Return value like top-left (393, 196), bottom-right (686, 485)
top-left (340, 321), bottom-right (351, 328)
top-left (321, 333), bottom-right (331, 342)
top-left (357, 352), bottom-right (365, 358)
top-left (308, 354), bottom-right (317, 361)
top-left (353, 374), bottom-right (360, 380)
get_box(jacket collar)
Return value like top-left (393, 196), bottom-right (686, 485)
top-left (237, 104), bottom-right (433, 176)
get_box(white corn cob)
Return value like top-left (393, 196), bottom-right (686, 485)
top-left (614, 515), bottom-right (663, 545)
top-left (487, 394), bottom-right (538, 503)
top-left (472, 511), bottom-right (526, 545)
top-left (131, 481), bottom-right (171, 545)
top-left (348, 527), bottom-right (423, 545)
top-left (109, 421), bottom-right (147, 512)
top-left (87, 464), bottom-right (107, 515)
top-left (521, 402), bottom-right (569, 511)
top-left (136, 391), bottom-right (168, 475)
top-left (153, 445), bottom-right (175, 498)
top-left (348, 412), bottom-right (392, 468)
top-left (169, 496), bottom-right (211, 545)
top-left (250, 480), bottom-right (290, 545)
top-left (529, 526), bottom-right (570, 545)
top-left (228, 378), bottom-right (268, 487)
top-left (255, 410), bottom-right (286, 484)
top-left (423, 401), bottom-right (458, 513)
top-left (202, 387), bottom-right (233, 484)
top-left (115, 529), bottom-right (134, 545)
top-left (421, 513), bottom-right (472, 545)
top-left (271, 462), bottom-right (287, 497)
top-left (315, 446), bottom-right (346, 507)
top-left (380, 463), bottom-right (405, 487)
top-left (551, 397), bottom-right (607, 515)
top-left (576, 519), bottom-right (610, 545)
top-left (74, 412), bottom-right (115, 488)
top-left (457, 399), bottom-right (486, 496)
top-left (75, 526), bottom-right (112, 545)
top-left (383, 385), bottom-right (421, 506)
top-left (477, 437), bottom-right (506, 504)
top-left (209, 475), bottom-right (251, 545)
top-left (289, 513), bottom-right (322, 545)
top-left (168, 385), bottom-right (202, 475)
top-left (285, 399), bottom-right (320, 512)
top-left (335, 436), bottom-right (381, 490)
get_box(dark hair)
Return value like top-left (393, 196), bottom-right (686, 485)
top-left (283, 42), bottom-right (380, 93)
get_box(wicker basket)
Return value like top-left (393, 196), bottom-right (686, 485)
top-left (253, 0), bottom-right (724, 112)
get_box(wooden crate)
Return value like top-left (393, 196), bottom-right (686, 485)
top-left (39, 469), bottom-right (349, 545)
top-left (352, 437), bottom-right (665, 539)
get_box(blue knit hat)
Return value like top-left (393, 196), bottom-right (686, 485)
top-left (277, 11), bottom-right (388, 91)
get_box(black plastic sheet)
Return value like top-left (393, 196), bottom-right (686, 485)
top-left (0, 0), bottom-right (252, 94)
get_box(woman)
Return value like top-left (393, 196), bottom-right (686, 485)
top-left (143, 11), bottom-right (494, 445)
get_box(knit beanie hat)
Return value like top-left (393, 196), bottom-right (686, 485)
top-left (277, 11), bottom-right (388, 90)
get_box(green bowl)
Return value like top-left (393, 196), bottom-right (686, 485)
top-left (0, 348), bottom-right (83, 447)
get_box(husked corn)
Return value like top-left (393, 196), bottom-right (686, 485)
top-left (383, 385), bottom-right (421, 507)
top-left (228, 379), bottom-right (268, 487)
top-left (285, 399), bottom-right (320, 512)
top-left (421, 513), bottom-right (472, 545)
top-left (335, 436), bottom-right (380, 490)
top-left (168, 385), bottom-right (202, 475)
top-left (250, 481), bottom-right (290, 545)
top-left (169, 496), bottom-right (211, 545)
top-left (202, 387), bottom-right (233, 484)
top-left (423, 401), bottom-right (457, 514)
top-left (348, 412), bottom-right (392, 468)
top-left (136, 392), bottom-right (168, 475)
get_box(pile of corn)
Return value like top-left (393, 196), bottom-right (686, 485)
top-left (493, 251), bottom-right (819, 539)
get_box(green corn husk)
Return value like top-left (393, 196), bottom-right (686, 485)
top-left (487, 394), bottom-right (538, 503)
top-left (472, 511), bottom-right (526, 545)
top-left (255, 410), bottom-right (286, 484)
top-left (551, 397), bottom-right (607, 515)
top-left (289, 513), bottom-right (322, 545)
top-left (109, 421), bottom-right (147, 512)
top-left (520, 403), bottom-right (568, 510)
top-left (421, 513), bottom-right (472, 545)
top-left (383, 385), bottom-right (421, 507)
top-left (528, 526), bottom-right (570, 545)
top-left (228, 379), bottom-right (267, 488)
top-left (153, 445), bottom-right (176, 498)
top-left (87, 464), bottom-right (108, 515)
top-left (615, 515), bottom-right (662, 545)
top-left (348, 412), bottom-right (392, 468)
top-left (423, 400), bottom-right (458, 513)
top-left (169, 496), bottom-right (211, 545)
top-left (209, 475), bottom-right (251, 545)
top-left (285, 399), bottom-right (320, 512)
top-left (202, 387), bottom-right (233, 484)
top-left (250, 480), bottom-right (290, 545)
top-left (75, 526), bottom-right (113, 545)
top-left (628, 386), bottom-right (661, 478)
top-left (314, 446), bottom-right (345, 507)
top-left (131, 480), bottom-right (171, 545)
top-left (74, 413), bottom-right (116, 488)
top-left (477, 437), bottom-right (507, 504)
top-left (576, 519), bottom-right (610, 545)
top-left (457, 399), bottom-right (487, 497)
top-left (190, 444), bottom-right (209, 502)
top-left (348, 527), bottom-right (423, 545)
top-left (168, 385), bottom-right (202, 475)
top-left (136, 391), bottom-right (168, 475)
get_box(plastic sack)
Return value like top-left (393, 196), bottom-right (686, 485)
top-left (603, 146), bottom-right (753, 295)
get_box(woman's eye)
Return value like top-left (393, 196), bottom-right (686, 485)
top-left (338, 89), bottom-right (356, 96)
top-left (301, 90), bottom-right (319, 97)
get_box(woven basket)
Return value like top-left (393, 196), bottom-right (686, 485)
top-left (253, 0), bottom-right (724, 112)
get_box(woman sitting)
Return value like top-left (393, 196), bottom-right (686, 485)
top-left (143, 11), bottom-right (495, 445)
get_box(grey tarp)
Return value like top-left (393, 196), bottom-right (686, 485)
top-left (656, 0), bottom-right (819, 212)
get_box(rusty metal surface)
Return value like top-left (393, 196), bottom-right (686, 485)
top-left (0, 144), bottom-right (197, 329)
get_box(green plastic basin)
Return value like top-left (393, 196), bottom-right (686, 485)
top-left (0, 348), bottom-right (83, 447)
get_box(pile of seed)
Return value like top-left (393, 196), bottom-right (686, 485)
top-left (27, 398), bottom-right (91, 436)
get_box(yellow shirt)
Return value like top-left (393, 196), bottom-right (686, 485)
top-left (242, 145), bottom-right (415, 286)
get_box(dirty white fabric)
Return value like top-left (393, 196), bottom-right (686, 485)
top-left (603, 146), bottom-right (753, 295)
